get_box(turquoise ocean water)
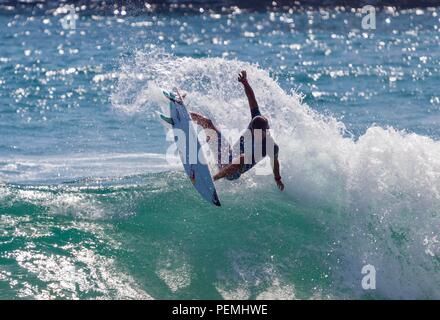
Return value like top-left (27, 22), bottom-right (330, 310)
top-left (1, 2), bottom-right (440, 299)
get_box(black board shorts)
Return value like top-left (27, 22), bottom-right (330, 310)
top-left (250, 107), bottom-right (262, 119)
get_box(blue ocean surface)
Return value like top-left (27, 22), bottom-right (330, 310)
top-left (0, 2), bottom-right (439, 299)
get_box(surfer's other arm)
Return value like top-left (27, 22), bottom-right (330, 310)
top-left (271, 156), bottom-right (284, 191)
top-left (238, 70), bottom-right (259, 111)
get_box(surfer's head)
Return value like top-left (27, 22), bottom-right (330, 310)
top-left (250, 116), bottom-right (269, 132)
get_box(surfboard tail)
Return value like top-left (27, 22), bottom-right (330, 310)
top-left (163, 88), bottom-right (184, 104)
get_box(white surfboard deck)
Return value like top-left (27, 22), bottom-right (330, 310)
top-left (161, 89), bottom-right (221, 206)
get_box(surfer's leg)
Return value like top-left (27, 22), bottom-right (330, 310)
top-left (213, 154), bottom-right (244, 181)
top-left (213, 163), bottom-right (241, 181)
top-left (190, 112), bottom-right (231, 168)
top-left (190, 112), bottom-right (220, 133)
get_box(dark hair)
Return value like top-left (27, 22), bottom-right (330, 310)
top-left (250, 116), bottom-right (269, 130)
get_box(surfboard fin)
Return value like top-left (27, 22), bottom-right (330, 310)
top-left (160, 114), bottom-right (174, 125)
top-left (212, 191), bottom-right (221, 207)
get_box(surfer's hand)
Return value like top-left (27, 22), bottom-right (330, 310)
top-left (275, 178), bottom-right (284, 191)
top-left (238, 70), bottom-right (247, 83)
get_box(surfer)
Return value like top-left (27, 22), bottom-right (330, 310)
top-left (190, 70), bottom-right (284, 191)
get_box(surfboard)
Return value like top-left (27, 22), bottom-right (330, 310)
top-left (160, 88), bottom-right (221, 206)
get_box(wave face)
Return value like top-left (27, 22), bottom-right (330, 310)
top-left (112, 50), bottom-right (440, 299)
top-left (1, 7), bottom-right (440, 299)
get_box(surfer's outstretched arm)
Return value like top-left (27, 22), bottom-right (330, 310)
top-left (238, 70), bottom-right (259, 112)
